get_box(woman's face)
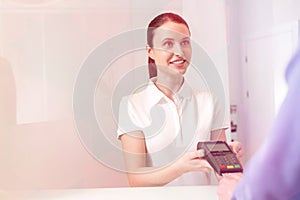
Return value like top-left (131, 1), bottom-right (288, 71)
top-left (147, 21), bottom-right (192, 75)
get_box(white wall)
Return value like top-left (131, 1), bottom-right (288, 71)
top-left (227, 0), bottom-right (300, 163)
top-left (0, 0), bottom-right (134, 189)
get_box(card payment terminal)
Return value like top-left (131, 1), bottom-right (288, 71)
top-left (197, 141), bottom-right (243, 175)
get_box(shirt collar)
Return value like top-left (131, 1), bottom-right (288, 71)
top-left (146, 77), bottom-right (193, 106)
top-left (176, 79), bottom-right (193, 101)
top-left (145, 78), bottom-right (165, 106)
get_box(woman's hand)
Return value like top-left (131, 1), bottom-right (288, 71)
top-left (228, 141), bottom-right (244, 160)
top-left (174, 150), bottom-right (212, 175)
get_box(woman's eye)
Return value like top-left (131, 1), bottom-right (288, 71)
top-left (181, 40), bottom-right (190, 47)
top-left (163, 41), bottom-right (174, 48)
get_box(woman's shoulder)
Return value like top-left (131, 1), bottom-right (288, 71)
top-left (121, 80), bottom-right (163, 106)
top-left (119, 84), bottom-right (153, 109)
top-left (192, 89), bottom-right (216, 108)
top-left (192, 89), bottom-right (214, 99)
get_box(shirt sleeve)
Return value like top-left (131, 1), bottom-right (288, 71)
top-left (232, 48), bottom-right (300, 199)
top-left (116, 96), bottom-right (141, 139)
top-left (211, 93), bottom-right (230, 131)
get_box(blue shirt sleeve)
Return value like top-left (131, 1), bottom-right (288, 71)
top-left (232, 48), bottom-right (300, 199)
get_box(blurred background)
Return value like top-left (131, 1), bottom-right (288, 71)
top-left (0, 0), bottom-right (300, 189)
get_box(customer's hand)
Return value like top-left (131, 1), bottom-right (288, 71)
top-left (217, 173), bottom-right (243, 200)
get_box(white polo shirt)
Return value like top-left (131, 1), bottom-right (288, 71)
top-left (117, 78), bottom-right (228, 185)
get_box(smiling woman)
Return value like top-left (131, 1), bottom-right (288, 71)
top-left (146, 13), bottom-right (191, 78)
top-left (147, 21), bottom-right (192, 76)
top-left (117, 12), bottom-right (243, 187)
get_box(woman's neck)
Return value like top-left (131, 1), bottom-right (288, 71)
top-left (154, 78), bottom-right (183, 102)
top-left (154, 65), bottom-right (184, 102)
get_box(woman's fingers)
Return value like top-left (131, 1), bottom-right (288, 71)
top-left (189, 157), bottom-right (212, 171)
top-left (229, 141), bottom-right (244, 158)
top-left (198, 149), bottom-right (206, 158)
top-left (185, 150), bottom-right (204, 159)
top-left (179, 151), bottom-right (212, 172)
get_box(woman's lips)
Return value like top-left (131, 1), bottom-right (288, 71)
top-left (169, 59), bottom-right (186, 67)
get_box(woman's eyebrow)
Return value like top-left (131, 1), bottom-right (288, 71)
top-left (161, 38), bottom-right (175, 42)
top-left (181, 37), bottom-right (190, 41)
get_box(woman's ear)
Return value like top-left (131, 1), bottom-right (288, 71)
top-left (146, 45), bottom-right (155, 60)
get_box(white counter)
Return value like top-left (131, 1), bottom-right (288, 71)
top-left (2, 186), bottom-right (218, 200)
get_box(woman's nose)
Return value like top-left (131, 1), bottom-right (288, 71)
top-left (172, 43), bottom-right (184, 56)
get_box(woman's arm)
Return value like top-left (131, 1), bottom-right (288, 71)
top-left (120, 130), bottom-right (212, 187)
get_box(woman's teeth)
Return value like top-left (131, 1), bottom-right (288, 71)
top-left (170, 60), bottom-right (185, 64)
